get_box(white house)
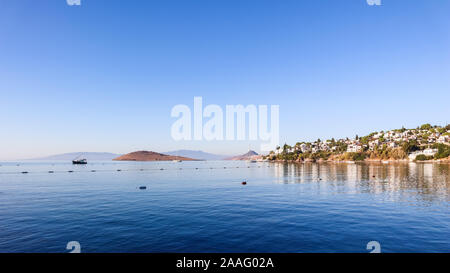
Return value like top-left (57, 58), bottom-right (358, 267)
top-left (347, 144), bottom-right (362, 153)
top-left (408, 148), bottom-right (438, 160)
top-left (437, 135), bottom-right (449, 143)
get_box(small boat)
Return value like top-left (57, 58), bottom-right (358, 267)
top-left (173, 159), bottom-right (182, 162)
top-left (72, 159), bottom-right (87, 165)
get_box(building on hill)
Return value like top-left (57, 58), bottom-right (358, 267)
top-left (408, 148), bottom-right (438, 160)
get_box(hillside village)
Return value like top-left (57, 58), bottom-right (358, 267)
top-left (268, 124), bottom-right (450, 162)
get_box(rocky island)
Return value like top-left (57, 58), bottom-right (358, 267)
top-left (113, 151), bottom-right (198, 161)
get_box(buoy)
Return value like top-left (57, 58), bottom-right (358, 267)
top-left (22, 171), bottom-right (28, 174)
top-left (160, 168), bottom-right (164, 170)
top-left (372, 175), bottom-right (376, 178)
top-left (139, 186), bottom-right (147, 190)
top-left (49, 171), bottom-right (54, 173)
top-left (68, 171), bottom-right (73, 173)
top-left (117, 169), bottom-right (121, 172)
top-left (242, 181), bottom-right (247, 185)
top-left (91, 170), bottom-right (96, 172)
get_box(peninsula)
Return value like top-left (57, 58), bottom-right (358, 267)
top-left (267, 123), bottom-right (450, 163)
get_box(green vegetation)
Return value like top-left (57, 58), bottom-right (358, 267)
top-left (420, 123), bottom-right (432, 130)
top-left (401, 140), bottom-right (419, 154)
top-left (415, 154), bottom-right (433, 161)
top-left (432, 143), bottom-right (450, 159)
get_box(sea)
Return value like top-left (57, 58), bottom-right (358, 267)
top-left (0, 160), bottom-right (449, 253)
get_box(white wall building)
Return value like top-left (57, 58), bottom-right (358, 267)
top-left (408, 148), bottom-right (438, 160)
top-left (347, 144), bottom-right (361, 153)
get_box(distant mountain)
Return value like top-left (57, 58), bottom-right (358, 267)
top-left (113, 151), bottom-right (198, 161)
top-left (164, 150), bottom-right (228, 160)
top-left (226, 150), bottom-right (259, 160)
top-left (28, 152), bottom-right (121, 161)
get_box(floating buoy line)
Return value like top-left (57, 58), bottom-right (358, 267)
top-left (0, 164), bottom-right (272, 175)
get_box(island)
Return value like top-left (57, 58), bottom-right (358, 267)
top-left (113, 151), bottom-right (198, 161)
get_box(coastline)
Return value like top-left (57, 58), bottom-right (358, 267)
top-left (268, 158), bottom-right (450, 164)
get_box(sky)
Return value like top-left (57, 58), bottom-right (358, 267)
top-left (0, 0), bottom-right (449, 160)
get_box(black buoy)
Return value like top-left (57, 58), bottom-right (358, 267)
top-left (117, 169), bottom-right (121, 172)
top-left (91, 170), bottom-right (96, 172)
top-left (139, 186), bottom-right (147, 190)
top-left (242, 181), bottom-right (247, 185)
top-left (22, 171), bottom-right (28, 174)
top-left (372, 175), bottom-right (376, 178)
top-left (68, 170), bottom-right (73, 173)
top-left (160, 168), bottom-right (164, 170)
top-left (49, 171), bottom-right (54, 173)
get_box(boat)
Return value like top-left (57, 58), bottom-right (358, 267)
top-left (173, 159), bottom-right (182, 162)
top-left (72, 159), bottom-right (87, 165)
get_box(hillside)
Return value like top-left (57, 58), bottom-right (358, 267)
top-left (226, 150), bottom-right (259, 160)
top-left (113, 151), bottom-right (198, 161)
top-left (269, 123), bottom-right (450, 162)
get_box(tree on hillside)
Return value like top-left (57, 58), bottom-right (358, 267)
top-left (402, 140), bottom-right (419, 154)
top-left (420, 124), bottom-right (432, 130)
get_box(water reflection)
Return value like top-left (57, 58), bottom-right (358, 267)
top-left (272, 162), bottom-right (450, 202)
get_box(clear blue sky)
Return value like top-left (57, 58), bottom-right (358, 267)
top-left (1, 0), bottom-right (449, 160)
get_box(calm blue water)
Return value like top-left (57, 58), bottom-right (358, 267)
top-left (0, 161), bottom-right (449, 253)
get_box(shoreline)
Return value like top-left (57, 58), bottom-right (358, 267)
top-left (268, 158), bottom-right (450, 164)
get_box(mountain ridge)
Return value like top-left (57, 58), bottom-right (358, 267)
top-left (226, 150), bottom-right (259, 160)
top-left (27, 152), bottom-right (121, 161)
